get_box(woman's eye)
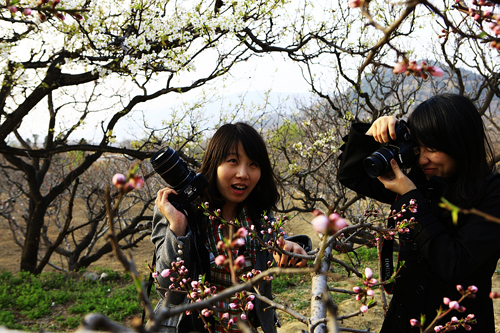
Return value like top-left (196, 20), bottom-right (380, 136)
top-left (250, 162), bottom-right (259, 167)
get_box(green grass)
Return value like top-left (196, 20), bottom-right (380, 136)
top-left (0, 268), bottom-right (156, 332)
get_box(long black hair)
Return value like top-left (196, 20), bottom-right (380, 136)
top-left (408, 93), bottom-right (494, 205)
top-left (198, 122), bottom-right (280, 215)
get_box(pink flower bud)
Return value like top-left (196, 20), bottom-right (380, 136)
top-left (410, 319), bottom-right (420, 327)
top-left (222, 312), bottom-right (229, 320)
top-left (112, 173), bottom-right (126, 189)
top-left (353, 286), bottom-right (361, 293)
top-left (246, 301), bottom-right (254, 311)
top-left (393, 61), bottom-right (408, 74)
top-left (365, 267), bottom-right (373, 280)
top-left (232, 238), bottom-right (245, 248)
top-left (443, 297), bottom-right (450, 305)
top-left (426, 66), bottom-right (444, 77)
top-left (22, 8), bottom-right (32, 15)
top-left (449, 301), bottom-right (460, 310)
top-left (360, 304), bottom-right (368, 313)
top-left (234, 255), bottom-right (245, 269)
top-left (161, 269), bottom-right (172, 278)
top-left (348, 0), bottom-right (362, 8)
top-left (466, 314), bottom-right (475, 320)
top-left (229, 302), bottom-right (238, 309)
top-left (215, 255), bottom-right (226, 266)
top-left (367, 289), bottom-right (375, 296)
top-left (434, 325), bottom-right (443, 332)
top-left (467, 285), bottom-right (478, 293)
top-left (312, 215), bottom-right (329, 233)
top-left (152, 272), bottom-right (158, 278)
top-left (457, 285), bottom-right (464, 293)
top-left (236, 227), bottom-right (248, 238)
top-left (240, 313), bottom-right (247, 320)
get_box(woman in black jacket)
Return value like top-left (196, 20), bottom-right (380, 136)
top-left (338, 93), bottom-right (500, 332)
top-left (151, 122), bottom-right (309, 332)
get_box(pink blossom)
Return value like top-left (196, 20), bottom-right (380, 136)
top-left (229, 303), bottom-right (238, 310)
top-left (201, 308), bottom-right (211, 317)
top-left (427, 66), bottom-right (444, 77)
top-left (348, 0), bottom-right (362, 8)
top-left (365, 267), bottom-right (373, 280)
top-left (246, 301), bottom-right (254, 311)
top-left (232, 238), bottom-right (245, 248)
top-left (234, 255), bottom-right (246, 269)
top-left (152, 272), bottom-right (158, 278)
top-left (22, 8), bottom-right (32, 15)
top-left (240, 313), bottom-right (247, 320)
top-left (367, 289), bottom-right (374, 296)
top-left (215, 255), bottom-right (226, 266)
top-left (443, 297), bottom-right (450, 305)
top-left (434, 326), bottom-right (443, 332)
top-left (353, 286), bottom-right (361, 293)
top-left (393, 61), bottom-right (408, 74)
top-left (112, 173), bottom-right (126, 189)
top-left (161, 269), bottom-right (172, 278)
top-left (457, 285), bottom-right (464, 293)
top-left (236, 227), bottom-right (248, 238)
top-left (410, 319), bottom-right (420, 327)
top-left (247, 295), bottom-right (255, 301)
top-left (467, 285), bottom-right (478, 293)
top-left (331, 214), bottom-right (348, 231)
top-left (448, 301), bottom-right (460, 310)
top-left (312, 215), bottom-right (329, 233)
top-left (466, 314), bottom-right (475, 320)
top-left (360, 304), bottom-right (368, 313)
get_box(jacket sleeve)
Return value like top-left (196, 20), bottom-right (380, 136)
top-left (337, 123), bottom-right (397, 204)
top-left (151, 205), bottom-right (193, 304)
top-left (392, 175), bottom-right (500, 281)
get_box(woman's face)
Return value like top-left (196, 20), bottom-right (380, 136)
top-left (216, 142), bottom-right (261, 212)
top-left (418, 146), bottom-right (458, 179)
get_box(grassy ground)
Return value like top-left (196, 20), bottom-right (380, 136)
top-left (0, 248), bottom-right (380, 332)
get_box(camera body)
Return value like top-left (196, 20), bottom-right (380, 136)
top-left (363, 120), bottom-right (419, 178)
top-left (150, 147), bottom-right (208, 211)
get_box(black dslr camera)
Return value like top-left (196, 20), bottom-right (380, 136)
top-left (363, 120), bottom-right (419, 178)
top-left (150, 147), bottom-right (208, 211)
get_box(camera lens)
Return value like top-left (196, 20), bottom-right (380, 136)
top-left (150, 147), bottom-right (193, 190)
top-left (363, 147), bottom-right (397, 178)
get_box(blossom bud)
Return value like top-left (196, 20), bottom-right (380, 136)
top-left (215, 255), bottom-right (226, 266)
top-left (443, 297), bottom-right (450, 305)
top-left (236, 227), bottom-right (248, 238)
top-left (152, 272), bottom-right (158, 278)
top-left (353, 286), bottom-right (361, 293)
top-left (234, 255), bottom-right (245, 269)
top-left (410, 319), bottom-right (420, 327)
top-left (312, 215), bottom-right (329, 234)
top-left (222, 312), bottom-right (229, 320)
top-left (365, 267), bottom-right (373, 280)
top-left (467, 285), bottom-right (478, 293)
top-left (240, 313), bottom-right (247, 320)
top-left (367, 289), bottom-right (374, 296)
top-left (448, 301), bottom-right (460, 310)
top-left (161, 269), bottom-right (172, 278)
top-left (112, 173), bottom-right (126, 189)
top-left (360, 304), bottom-right (368, 313)
top-left (23, 8), bottom-right (32, 15)
top-left (434, 325), bottom-right (443, 332)
top-left (456, 285), bottom-right (464, 293)
top-left (246, 301), bottom-right (254, 311)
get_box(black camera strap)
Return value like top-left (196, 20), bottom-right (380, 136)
top-left (380, 198), bottom-right (401, 295)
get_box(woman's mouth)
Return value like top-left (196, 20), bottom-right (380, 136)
top-left (231, 184), bottom-right (247, 192)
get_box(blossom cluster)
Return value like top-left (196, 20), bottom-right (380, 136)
top-left (352, 267), bottom-right (377, 313)
top-left (393, 60), bottom-right (444, 79)
top-left (410, 285), bottom-right (478, 332)
top-left (214, 291), bottom-right (256, 329)
top-left (112, 171), bottom-right (144, 193)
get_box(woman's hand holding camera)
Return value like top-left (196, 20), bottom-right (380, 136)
top-left (366, 116), bottom-right (417, 196)
top-left (366, 116), bottom-right (398, 143)
top-left (156, 187), bottom-right (188, 237)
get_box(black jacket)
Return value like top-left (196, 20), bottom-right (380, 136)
top-left (338, 123), bottom-right (500, 332)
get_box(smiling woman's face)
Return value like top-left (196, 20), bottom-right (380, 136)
top-left (418, 146), bottom-right (458, 179)
top-left (216, 142), bottom-right (261, 213)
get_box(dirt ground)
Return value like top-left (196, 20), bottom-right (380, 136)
top-left (1, 214), bottom-right (500, 333)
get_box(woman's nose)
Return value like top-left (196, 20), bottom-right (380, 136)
top-left (236, 166), bottom-right (249, 179)
top-left (418, 147), bottom-right (428, 165)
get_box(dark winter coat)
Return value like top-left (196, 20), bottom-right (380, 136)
top-left (338, 123), bottom-right (500, 333)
